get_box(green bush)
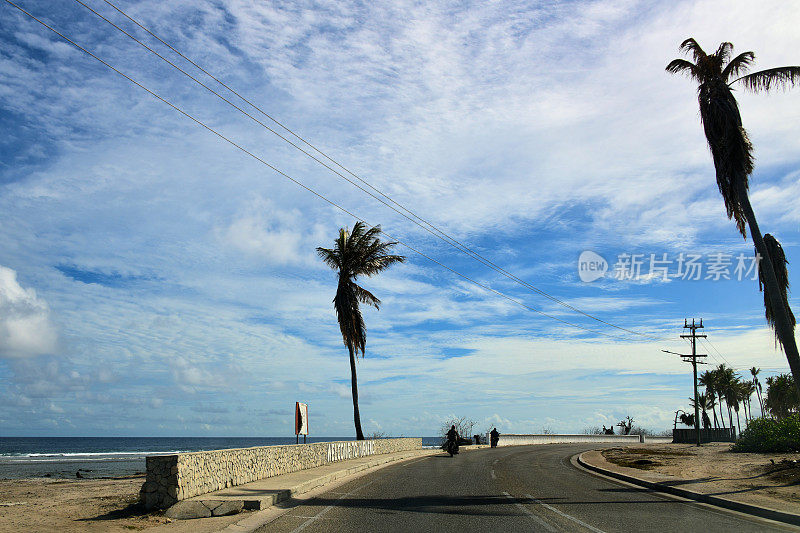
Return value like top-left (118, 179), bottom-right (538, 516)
top-left (731, 415), bottom-right (800, 453)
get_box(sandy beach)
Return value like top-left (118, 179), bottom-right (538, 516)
top-left (0, 475), bottom-right (161, 532)
top-left (0, 474), bottom-right (256, 533)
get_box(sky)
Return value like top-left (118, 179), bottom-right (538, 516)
top-left (1, 0), bottom-right (799, 437)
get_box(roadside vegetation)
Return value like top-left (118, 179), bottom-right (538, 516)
top-left (732, 415), bottom-right (800, 453)
top-left (676, 363), bottom-right (800, 452)
top-left (732, 373), bottom-right (800, 452)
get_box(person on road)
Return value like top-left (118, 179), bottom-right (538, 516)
top-left (447, 425), bottom-right (458, 444)
top-left (445, 425), bottom-right (460, 456)
top-left (490, 427), bottom-right (499, 448)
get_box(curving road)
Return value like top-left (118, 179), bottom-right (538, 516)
top-left (256, 444), bottom-right (799, 532)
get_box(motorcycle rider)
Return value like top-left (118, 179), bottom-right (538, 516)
top-left (446, 425), bottom-right (459, 455)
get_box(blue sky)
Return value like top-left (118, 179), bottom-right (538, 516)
top-left (1, 0), bottom-right (799, 437)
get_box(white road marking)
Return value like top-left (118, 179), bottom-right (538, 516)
top-left (491, 469), bottom-right (496, 479)
top-left (502, 491), bottom-right (556, 532)
top-left (525, 493), bottom-right (607, 533)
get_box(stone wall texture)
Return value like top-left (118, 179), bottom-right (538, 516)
top-left (141, 437), bottom-right (421, 510)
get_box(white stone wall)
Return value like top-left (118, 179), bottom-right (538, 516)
top-left (141, 438), bottom-right (421, 509)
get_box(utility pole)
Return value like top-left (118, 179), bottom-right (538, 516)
top-left (663, 318), bottom-right (707, 446)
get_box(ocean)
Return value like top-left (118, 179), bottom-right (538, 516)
top-left (0, 437), bottom-right (442, 479)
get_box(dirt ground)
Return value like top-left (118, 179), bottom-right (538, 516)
top-left (0, 475), bottom-right (169, 532)
top-left (0, 475), bottom-right (250, 533)
top-left (601, 442), bottom-right (800, 511)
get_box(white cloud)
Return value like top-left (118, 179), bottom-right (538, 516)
top-left (216, 197), bottom-right (327, 265)
top-left (0, 266), bottom-right (58, 359)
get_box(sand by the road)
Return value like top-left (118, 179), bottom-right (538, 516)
top-left (601, 442), bottom-right (800, 513)
top-left (0, 475), bottom-right (244, 533)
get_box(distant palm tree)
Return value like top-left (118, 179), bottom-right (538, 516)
top-left (714, 364), bottom-right (738, 431)
top-left (750, 367), bottom-right (765, 417)
top-left (741, 380), bottom-right (757, 424)
top-left (765, 373), bottom-right (800, 420)
top-left (317, 222), bottom-right (405, 440)
top-left (667, 39), bottom-right (800, 396)
top-left (691, 393), bottom-right (714, 429)
top-left (699, 371), bottom-right (721, 429)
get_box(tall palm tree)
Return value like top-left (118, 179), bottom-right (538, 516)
top-left (715, 364), bottom-right (738, 431)
top-left (723, 378), bottom-right (742, 434)
top-left (690, 392), bottom-right (713, 429)
top-left (699, 371), bottom-right (721, 429)
top-left (317, 222), bottom-right (405, 440)
top-left (750, 366), bottom-right (765, 417)
top-left (744, 380), bottom-right (756, 423)
top-left (667, 40), bottom-right (800, 396)
top-left (765, 376), bottom-right (776, 419)
top-left (736, 380), bottom-right (754, 428)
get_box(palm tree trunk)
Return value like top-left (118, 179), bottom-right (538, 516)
top-left (717, 394), bottom-right (726, 429)
top-left (756, 386), bottom-right (765, 417)
top-left (348, 346), bottom-right (365, 440)
top-left (735, 408), bottom-right (741, 434)
top-left (712, 407), bottom-right (719, 429)
top-left (727, 405), bottom-right (734, 436)
top-left (737, 181), bottom-right (800, 400)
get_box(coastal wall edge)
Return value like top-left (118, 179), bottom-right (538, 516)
top-left (141, 437), bottom-right (421, 509)
top-left (493, 433), bottom-right (643, 446)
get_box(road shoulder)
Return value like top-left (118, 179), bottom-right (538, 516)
top-left (577, 449), bottom-right (800, 528)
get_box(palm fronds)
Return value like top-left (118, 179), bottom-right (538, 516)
top-left (714, 42), bottom-right (734, 64)
top-left (734, 66), bottom-right (800, 92)
top-left (666, 59), bottom-right (699, 80)
top-left (678, 38), bottom-right (707, 62)
top-left (319, 221), bottom-right (406, 358)
top-left (758, 234), bottom-right (797, 347)
top-left (667, 38), bottom-right (755, 238)
top-left (721, 52), bottom-right (755, 82)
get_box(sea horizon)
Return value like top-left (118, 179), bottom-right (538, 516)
top-left (0, 436), bottom-right (442, 479)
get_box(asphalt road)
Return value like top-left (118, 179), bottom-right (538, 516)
top-left (256, 444), bottom-right (798, 532)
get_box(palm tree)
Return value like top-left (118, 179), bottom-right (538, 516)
top-left (765, 373), bottom-right (800, 420)
top-left (741, 380), bottom-right (757, 424)
top-left (690, 393), bottom-right (714, 429)
top-left (723, 377), bottom-right (742, 434)
top-left (667, 39), bottom-right (800, 396)
top-left (699, 371), bottom-right (721, 429)
top-left (317, 222), bottom-right (406, 440)
top-left (750, 366), bottom-right (765, 417)
top-left (714, 364), bottom-right (738, 431)
top-left (707, 367), bottom-right (729, 430)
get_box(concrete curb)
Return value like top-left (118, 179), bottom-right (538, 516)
top-left (576, 451), bottom-right (800, 527)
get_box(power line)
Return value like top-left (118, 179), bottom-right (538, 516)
top-left (5, 0), bottom-right (663, 343)
top-left (700, 337), bottom-right (731, 367)
top-left (74, 0), bottom-right (671, 343)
